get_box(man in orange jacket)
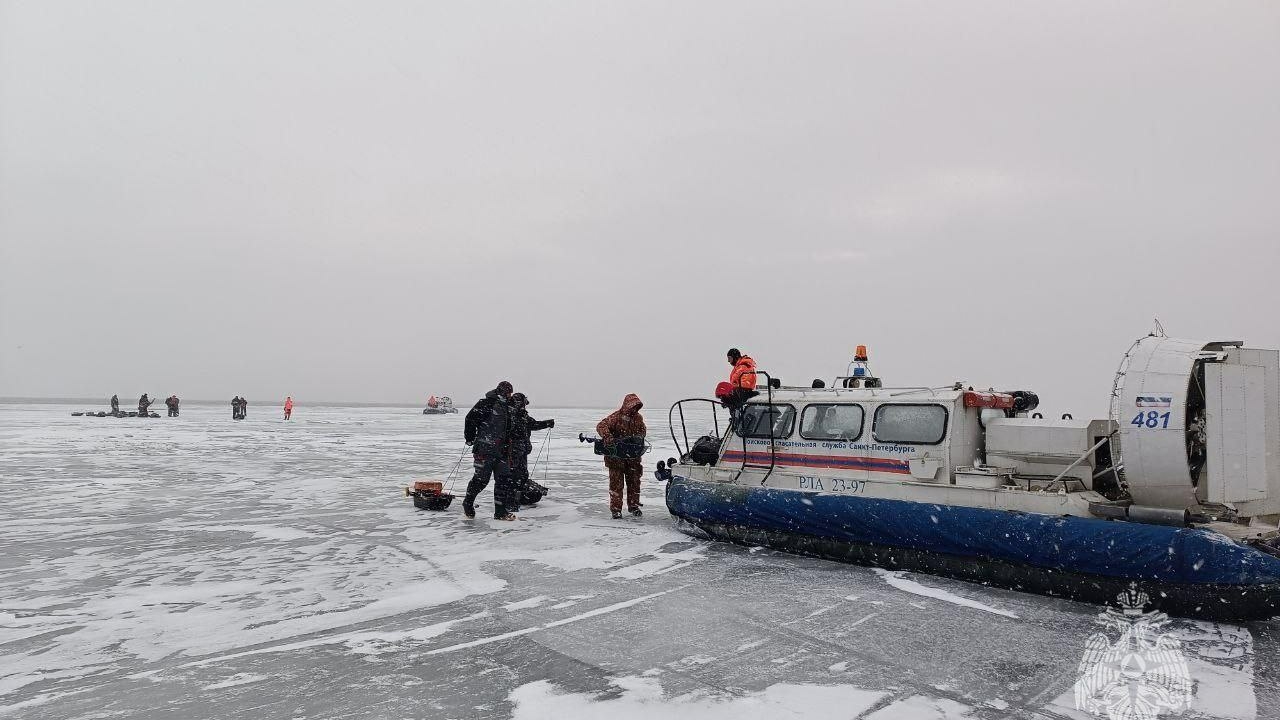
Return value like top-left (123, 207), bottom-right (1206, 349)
top-left (283, 396), bottom-right (293, 420)
top-left (718, 348), bottom-right (759, 408)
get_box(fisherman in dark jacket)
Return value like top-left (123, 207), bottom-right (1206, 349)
top-left (509, 393), bottom-right (554, 506)
top-left (463, 381), bottom-right (511, 446)
top-left (462, 381), bottom-right (516, 520)
top-left (110, 394), bottom-right (119, 415)
top-left (232, 396), bottom-right (240, 419)
top-left (138, 394), bottom-right (153, 416)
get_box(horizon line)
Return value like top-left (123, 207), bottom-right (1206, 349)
top-left (0, 396), bottom-right (631, 410)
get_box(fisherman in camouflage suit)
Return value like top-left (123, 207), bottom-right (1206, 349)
top-left (596, 394), bottom-right (646, 519)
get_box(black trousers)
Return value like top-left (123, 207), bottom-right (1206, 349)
top-left (465, 451), bottom-right (517, 518)
top-left (510, 454), bottom-right (529, 483)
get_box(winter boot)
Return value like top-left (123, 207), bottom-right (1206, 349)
top-left (611, 510), bottom-right (623, 519)
top-left (462, 498), bottom-right (476, 519)
top-left (629, 508), bottom-right (643, 518)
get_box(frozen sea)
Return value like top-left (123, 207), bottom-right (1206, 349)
top-left (1, 402), bottom-right (1277, 720)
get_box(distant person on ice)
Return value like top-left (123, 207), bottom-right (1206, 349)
top-left (165, 395), bottom-right (180, 417)
top-left (283, 396), bottom-right (293, 420)
top-left (138, 393), bottom-right (153, 416)
top-left (597, 394), bottom-right (647, 519)
top-left (509, 393), bottom-right (554, 505)
top-left (231, 396), bottom-right (240, 419)
top-left (462, 381), bottom-right (518, 520)
top-left (110, 394), bottom-right (119, 415)
top-left (239, 397), bottom-right (247, 419)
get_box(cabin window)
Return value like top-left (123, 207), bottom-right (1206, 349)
top-left (872, 404), bottom-right (948, 445)
top-left (799, 404), bottom-right (864, 441)
top-left (737, 404), bottom-right (796, 439)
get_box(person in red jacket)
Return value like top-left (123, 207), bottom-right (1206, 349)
top-left (717, 348), bottom-right (759, 408)
top-left (283, 396), bottom-right (293, 420)
top-left (596, 394), bottom-right (647, 519)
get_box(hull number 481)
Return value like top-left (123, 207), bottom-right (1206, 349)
top-left (1131, 411), bottom-right (1172, 429)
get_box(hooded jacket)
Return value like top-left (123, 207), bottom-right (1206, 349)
top-left (509, 399), bottom-right (554, 456)
top-left (597, 394), bottom-right (646, 445)
top-left (730, 355), bottom-right (758, 390)
top-left (469, 389), bottom-right (514, 455)
top-left (464, 383), bottom-right (512, 444)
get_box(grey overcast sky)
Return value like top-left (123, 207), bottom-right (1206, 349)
top-left (1, 1), bottom-right (1277, 415)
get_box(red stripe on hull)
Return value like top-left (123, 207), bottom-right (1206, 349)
top-left (722, 451), bottom-right (911, 474)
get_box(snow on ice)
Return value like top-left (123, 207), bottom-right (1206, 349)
top-left (0, 403), bottom-right (1276, 718)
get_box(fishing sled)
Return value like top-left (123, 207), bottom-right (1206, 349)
top-left (405, 480), bottom-right (454, 511)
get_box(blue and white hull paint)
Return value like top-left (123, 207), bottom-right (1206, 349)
top-left (662, 336), bottom-right (1280, 619)
top-left (665, 474), bottom-right (1280, 620)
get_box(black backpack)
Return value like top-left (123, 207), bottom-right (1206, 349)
top-left (688, 435), bottom-right (721, 466)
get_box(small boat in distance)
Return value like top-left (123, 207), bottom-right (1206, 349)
top-left (423, 395), bottom-right (458, 415)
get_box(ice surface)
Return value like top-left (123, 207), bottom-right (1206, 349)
top-left (871, 569), bottom-right (1020, 619)
top-left (1, 402), bottom-right (1277, 719)
top-left (508, 676), bottom-right (887, 719)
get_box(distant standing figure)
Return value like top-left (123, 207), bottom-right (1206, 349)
top-left (232, 396), bottom-right (245, 420)
top-left (596, 394), bottom-right (647, 519)
top-left (166, 395), bottom-right (180, 417)
top-left (239, 397), bottom-right (247, 420)
top-left (110, 394), bottom-right (119, 415)
top-left (283, 396), bottom-right (293, 420)
top-left (138, 393), bottom-right (153, 417)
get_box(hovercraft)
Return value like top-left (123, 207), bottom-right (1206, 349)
top-left (660, 335), bottom-right (1280, 620)
top-left (423, 396), bottom-right (459, 415)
